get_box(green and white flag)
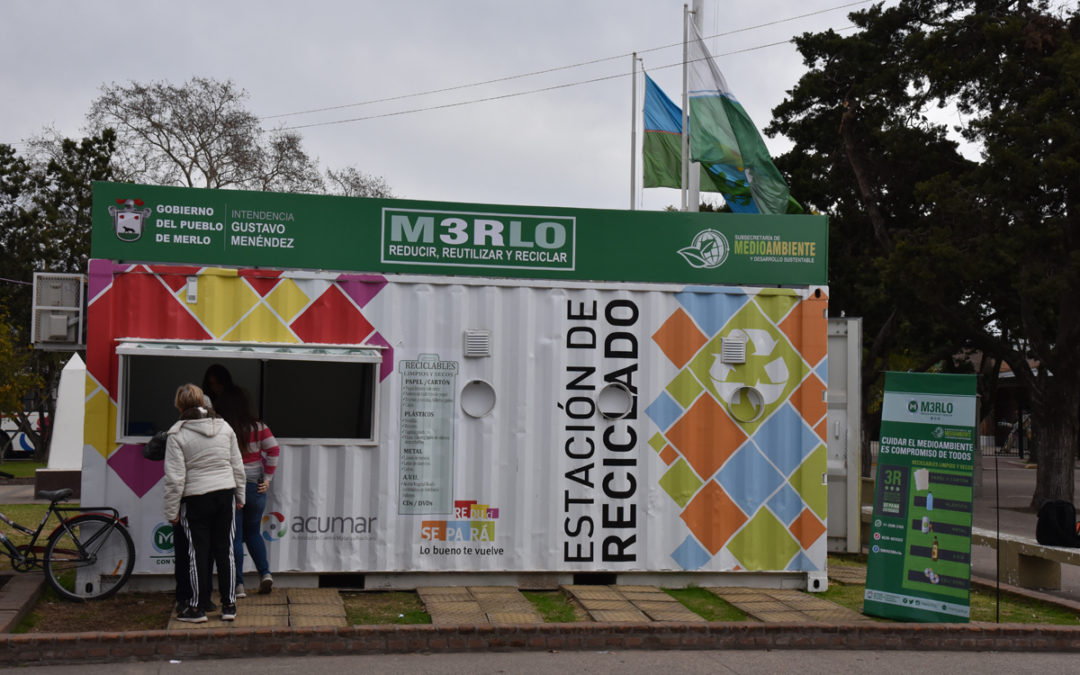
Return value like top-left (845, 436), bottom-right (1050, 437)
top-left (687, 23), bottom-right (795, 215)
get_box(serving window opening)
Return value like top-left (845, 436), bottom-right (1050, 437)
top-left (116, 341), bottom-right (381, 445)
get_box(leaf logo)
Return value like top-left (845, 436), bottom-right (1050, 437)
top-left (678, 229), bottom-right (729, 269)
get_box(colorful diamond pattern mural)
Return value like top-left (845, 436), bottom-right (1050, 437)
top-left (650, 287), bottom-right (829, 572)
top-left (84, 263), bottom-right (391, 499)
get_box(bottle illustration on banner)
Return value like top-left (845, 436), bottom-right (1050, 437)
top-left (931, 537), bottom-right (939, 561)
top-left (921, 516), bottom-right (930, 534)
top-left (926, 492), bottom-right (934, 511)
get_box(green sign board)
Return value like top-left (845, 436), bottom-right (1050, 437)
top-left (864, 372), bottom-right (977, 622)
top-left (90, 182), bottom-right (827, 286)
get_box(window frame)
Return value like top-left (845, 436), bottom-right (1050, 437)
top-left (115, 339), bottom-right (383, 446)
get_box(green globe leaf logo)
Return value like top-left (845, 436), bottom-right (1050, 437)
top-left (678, 229), bottom-right (730, 269)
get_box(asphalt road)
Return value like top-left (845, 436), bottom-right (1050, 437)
top-left (8, 649), bottom-right (1080, 674)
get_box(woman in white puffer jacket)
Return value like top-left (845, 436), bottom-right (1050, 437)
top-left (164, 383), bottom-right (246, 623)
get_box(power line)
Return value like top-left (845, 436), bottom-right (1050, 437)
top-left (279, 37), bottom-right (805, 132)
top-left (264, 0), bottom-right (879, 122)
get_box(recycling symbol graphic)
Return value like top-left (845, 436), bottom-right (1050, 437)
top-left (688, 306), bottom-right (808, 432)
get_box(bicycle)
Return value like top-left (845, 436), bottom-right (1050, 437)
top-left (0, 471), bottom-right (135, 601)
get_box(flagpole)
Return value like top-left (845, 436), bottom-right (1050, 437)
top-left (630, 52), bottom-right (637, 211)
top-left (687, 0), bottom-right (705, 212)
top-left (681, 4), bottom-right (690, 211)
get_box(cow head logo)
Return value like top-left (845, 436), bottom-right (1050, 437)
top-left (109, 198), bottom-right (151, 242)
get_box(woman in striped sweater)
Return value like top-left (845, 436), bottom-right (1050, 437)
top-left (214, 386), bottom-right (279, 597)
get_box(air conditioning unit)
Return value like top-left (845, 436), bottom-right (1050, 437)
top-left (31, 273), bottom-right (86, 351)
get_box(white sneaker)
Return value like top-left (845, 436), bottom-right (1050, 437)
top-left (235, 584), bottom-right (247, 599)
top-left (259, 574), bottom-right (273, 594)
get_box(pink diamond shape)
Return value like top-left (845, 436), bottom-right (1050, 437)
top-left (106, 444), bottom-right (164, 498)
top-left (337, 274), bottom-right (388, 308)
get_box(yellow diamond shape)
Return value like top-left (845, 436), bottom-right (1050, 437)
top-left (790, 444), bottom-right (827, 520)
top-left (649, 432), bottom-right (667, 453)
top-left (754, 288), bottom-right (800, 325)
top-left (265, 278), bottom-right (311, 323)
top-left (180, 273), bottom-right (258, 339)
top-left (666, 368), bottom-right (704, 409)
top-left (223, 304), bottom-right (299, 343)
top-left (659, 459), bottom-right (703, 508)
top-left (84, 390), bottom-right (117, 459)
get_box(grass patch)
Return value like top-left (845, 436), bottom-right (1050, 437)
top-left (0, 503), bottom-right (63, 573)
top-left (14, 588), bottom-right (172, 633)
top-left (664, 587), bottom-right (748, 621)
top-left (342, 591), bottom-right (431, 625)
top-left (0, 462), bottom-right (45, 479)
top-left (970, 586), bottom-right (1080, 624)
top-left (522, 590), bottom-right (586, 622)
top-left (825, 554), bottom-right (1080, 624)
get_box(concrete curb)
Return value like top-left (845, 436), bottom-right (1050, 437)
top-left (0, 576), bottom-right (43, 634)
top-left (2, 621), bottom-right (1080, 666)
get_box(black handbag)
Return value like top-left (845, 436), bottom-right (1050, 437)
top-left (143, 431), bottom-right (168, 461)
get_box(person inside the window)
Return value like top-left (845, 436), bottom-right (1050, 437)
top-left (214, 385), bottom-right (279, 597)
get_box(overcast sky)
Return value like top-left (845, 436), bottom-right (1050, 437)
top-left (1, 0), bottom-right (887, 212)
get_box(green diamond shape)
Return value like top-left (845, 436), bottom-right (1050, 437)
top-left (727, 509), bottom-right (801, 570)
top-left (666, 368), bottom-right (704, 408)
top-left (659, 459), bottom-right (703, 508)
top-left (687, 301), bottom-right (809, 435)
top-left (755, 288), bottom-right (800, 325)
top-left (649, 432), bottom-right (667, 454)
top-left (790, 444), bottom-right (827, 520)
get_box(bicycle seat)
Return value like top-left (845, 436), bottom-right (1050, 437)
top-left (37, 488), bottom-right (73, 502)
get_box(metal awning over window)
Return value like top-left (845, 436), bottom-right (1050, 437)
top-left (115, 340), bottom-right (383, 363)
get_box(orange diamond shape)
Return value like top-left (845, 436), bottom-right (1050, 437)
top-left (814, 417), bottom-right (827, 442)
top-left (791, 373), bottom-right (827, 429)
top-left (659, 445), bottom-right (679, 466)
top-left (652, 308), bottom-right (707, 369)
top-left (665, 395), bottom-right (747, 479)
top-left (790, 508), bottom-right (827, 550)
top-left (779, 296), bottom-right (828, 367)
top-left (680, 480), bottom-right (747, 555)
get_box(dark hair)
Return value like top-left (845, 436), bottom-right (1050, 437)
top-left (213, 386), bottom-right (256, 453)
top-left (202, 364), bottom-right (235, 397)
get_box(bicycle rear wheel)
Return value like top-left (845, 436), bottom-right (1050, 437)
top-left (44, 514), bottom-right (135, 601)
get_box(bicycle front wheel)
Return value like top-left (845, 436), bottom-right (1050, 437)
top-left (44, 514), bottom-right (135, 601)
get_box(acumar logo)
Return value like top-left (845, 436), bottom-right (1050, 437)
top-left (261, 512), bottom-right (287, 542)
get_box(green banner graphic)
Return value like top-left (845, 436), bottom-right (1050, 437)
top-left (864, 372), bottom-right (977, 622)
top-left (91, 182), bottom-right (827, 286)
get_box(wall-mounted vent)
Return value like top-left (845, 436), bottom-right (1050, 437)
top-left (720, 336), bottom-right (747, 364)
top-left (464, 329), bottom-right (491, 358)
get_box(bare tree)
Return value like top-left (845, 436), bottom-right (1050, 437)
top-left (324, 166), bottom-right (394, 199)
top-left (87, 77), bottom-right (323, 193)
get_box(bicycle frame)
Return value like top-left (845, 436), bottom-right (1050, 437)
top-left (0, 503), bottom-right (127, 568)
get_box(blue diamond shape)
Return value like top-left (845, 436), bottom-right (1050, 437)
top-left (767, 483), bottom-right (805, 526)
top-left (753, 404), bottom-right (821, 476)
top-left (675, 288), bottom-right (749, 336)
top-left (786, 550), bottom-right (818, 572)
top-left (815, 357), bottom-right (828, 386)
top-left (716, 441), bottom-right (785, 516)
top-left (645, 391), bottom-right (683, 432)
top-left (670, 535), bottom-right (712, 571)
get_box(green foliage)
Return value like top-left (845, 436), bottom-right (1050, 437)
top-left (0, 133), bottom-right (114, 459)
top-left (770, 1), bottom-right (1080, 497)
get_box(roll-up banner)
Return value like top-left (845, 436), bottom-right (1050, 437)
top-left (864, 372), bottom-right (977, 622)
